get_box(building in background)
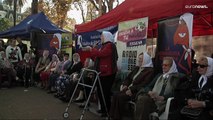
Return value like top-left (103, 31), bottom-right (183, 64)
top-left (0, 0), bottom-right (23, 24)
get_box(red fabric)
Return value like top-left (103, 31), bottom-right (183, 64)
top-left (40, 71), bottom-right (50, 81)
top-left (75, 0), bottom-right (213, 37)
top-left (77, 50), bottom-right (92, 65)
top-left (40, 62), bottom-right (56, 81)
top-left (90, 42), bottom-right (116, 76)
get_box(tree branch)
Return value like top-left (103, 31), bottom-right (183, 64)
top-left (88, 0), bottom-right (99, 11)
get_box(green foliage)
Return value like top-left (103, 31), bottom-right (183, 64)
top-left (0, 18), bottom-right (11, 32)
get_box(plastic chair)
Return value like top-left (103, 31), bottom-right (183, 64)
top-left (150, 97), bottom-right (174, 120)
top-left (129, 97), bottom-right (174, 120)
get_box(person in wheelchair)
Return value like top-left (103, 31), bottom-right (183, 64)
top-left (172, 56), bottom-right (213, 120)
top-left (134, 57), bottom-right (181, 120)
top-left (109, 52), bottom-right (155, 120)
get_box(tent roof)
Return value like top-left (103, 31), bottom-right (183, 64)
top-left (75, 0), bottom-right (213, 37)
top-left (0, 12), bottom-right (67, 39)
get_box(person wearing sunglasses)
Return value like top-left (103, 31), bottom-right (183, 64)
top-left (173, 56), bottom-right (213, 120)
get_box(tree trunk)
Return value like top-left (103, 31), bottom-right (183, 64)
top-left (32, 0), bottom-right (38, 14)
top-left (98, 0), bottom-right (102, 16)
top-left (13, 0), bottom-right (17, 26)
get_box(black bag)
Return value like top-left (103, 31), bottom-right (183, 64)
top-left (180, 106), bottom-right (203, 119)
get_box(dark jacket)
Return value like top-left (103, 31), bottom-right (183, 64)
top-left (122, 67), bottom-right (154, 94)
top-left (190, 74), bottom-right (213, 110)
top-left (17, 43), bottom-right (28, 58)
top-left (66, 62), bottom-right (83, 75)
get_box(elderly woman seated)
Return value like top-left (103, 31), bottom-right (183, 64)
top-left (34, 50), bottom-right (50, 86)
top-left (134, 57), bottom-right (182, 120)
top-left (54, 53), bottom-right (83, 99)
top-left (109, 52), bottom-right (155, 119)
top-left (47, 53), bottom-right (71, 93)
top-left (171, 56), bottom-right (213, 120)
top-left (59, 57), bottom-right (94, 103)
top-left (0, 51), bottom-right (16, 88)
top-left (40, 54), bottom-right (60, 89)
top-left (74, 58), bottom-right (95, 107)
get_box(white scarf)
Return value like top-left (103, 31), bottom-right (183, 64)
top-left (102, 31), bottom-right (114, 43)
top-left (198, 57), bottom-right (213, 89)
top-left (163, 60), bottom-right (178, 78)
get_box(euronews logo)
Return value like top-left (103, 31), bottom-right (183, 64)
top-left (185, 5), bottom-right (208, 9)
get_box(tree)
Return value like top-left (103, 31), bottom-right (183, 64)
top-left (38, 0), bottom-right (73, 28)
top-left (0, 18), bottom-right (11, 32)
top-left (31, 0), bottom-right (38, 14)
top-left (88, 0), bottom-right (115, 15)
top-left (3, 0), bottom-right (26, 26)
top-left (73, 0), bottom-right (121, 23)
top-left (3, 0), bottom-right (26, 10)
top-left (22, 7), bottom-right (31, 18)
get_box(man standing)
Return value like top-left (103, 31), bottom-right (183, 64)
top-left (17, 37), bottom-right (28, 58)
top-left (6, 38), bottom-right (22, 67)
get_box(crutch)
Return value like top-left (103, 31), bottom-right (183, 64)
top-left (63, 68), bottom-right (109, 120)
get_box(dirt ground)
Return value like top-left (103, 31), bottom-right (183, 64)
top-left (0, 86), bottom-right (102, 120)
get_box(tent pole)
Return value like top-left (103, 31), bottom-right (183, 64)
top-left (151, 24), bottom-right (154, 58)
top-left (200, 15), bottom-right (213, 27)
top-left (13, 0), bottom-right (17, 26)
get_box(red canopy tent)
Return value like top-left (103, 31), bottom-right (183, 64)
top-left (75, 0), bottom-right (213, 37)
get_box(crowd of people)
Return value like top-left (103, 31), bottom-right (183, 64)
top-left (0, 31), bottom-right (212, 120)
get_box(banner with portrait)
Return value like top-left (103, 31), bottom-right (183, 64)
top-left (37, 34), bottom-right (58, 57)
top-left (37, 33), bottom-right (73, 59)
top-left (61, 33), bottom-right (73, 60)
top-left (156, 13), bottom-right (193, 75)
top-left (117, 17), bottom-right (148, 72)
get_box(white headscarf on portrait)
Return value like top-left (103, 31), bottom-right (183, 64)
top-left (142, 52), bottom-right (153, 68)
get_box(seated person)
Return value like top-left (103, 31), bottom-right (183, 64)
top-left (0, 51), bottom-right (16, 88)
top-left (134, 57), bottom-right (181, 120)
top-left (74, 58), bottom-right (95, 107)
top-left (172, 56), bottom-right (213, 120)
top-left (55, 53), bottom-right (83, 99)
top-left (59, 58), bottom-right (93, 103)
top-left (40, 54), bottom-right (60, 89)
top-left (65, 53), bottom-right (83, 75)
top-left (34, 50), bottom-right (50, 85)
top-left (47, 53), bottom-right (71, 93)
top-left (16, 53), bottom-right (35, 88)
top-left (109, 52), bottom-right (155, 120)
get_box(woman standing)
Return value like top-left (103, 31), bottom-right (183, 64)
top-left (84, 31), bottom-right (118, 117)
